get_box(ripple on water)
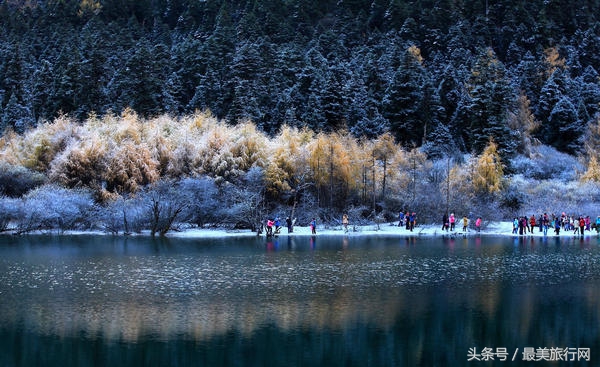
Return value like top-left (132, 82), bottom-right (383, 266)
top-left (2, 242), bottom-right (600, 303)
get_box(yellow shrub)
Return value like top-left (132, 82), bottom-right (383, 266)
top-left (49, 139), bottom-right (108, 189)
top-left (104, 140), bottom-right (159, 193)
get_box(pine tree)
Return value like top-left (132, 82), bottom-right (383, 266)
top-left (536, 69), bottom-right (571, 145)
top-left (2, 93), bottom-right (32, 133)
top-left (463, 47), bottom-right (517, 160)
top-left (549, 96), bottom-right (583, 154)
top-left (383, 45), bottom-right (427, 146)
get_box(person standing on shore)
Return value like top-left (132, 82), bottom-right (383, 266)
top-left (342, 214), bottom-right (349, 233)
top-left (286, 217), bottom-right (293, 233)
top-left (518, 217), bottom-right (526, 235)
top-left (475, 217), bottom-right (482, 232)
top-left (275, 217), bottom-right (281, 234)
top-left (310, 218), bottom-right (317, 235)
top-left (442, 213), bottom-right (449, 231)
top-left (398, 211), bottom-right (405, 227)
top-left (585, 216), bottom-right (591, 231)
top-left (449, 213), bottom-right (456, 231)
top-left (529, 215), bottom-right (536, 234)
top-left (462, 215), bottom-right (469, 232)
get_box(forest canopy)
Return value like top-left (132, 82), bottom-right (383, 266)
top-left (1, 0), bottom-right (600, 160)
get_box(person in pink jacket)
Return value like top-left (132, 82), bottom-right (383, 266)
top-left (449, 213), bottom-right (456, 231)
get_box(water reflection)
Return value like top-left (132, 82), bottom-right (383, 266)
top-left (0, 235), bottom-right (599, 366)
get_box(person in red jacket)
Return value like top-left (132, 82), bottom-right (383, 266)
top-left (529, 215), bottom-right (536, 234)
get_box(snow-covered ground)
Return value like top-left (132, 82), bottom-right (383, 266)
top-left (167, 221), bottom-right (600, 238)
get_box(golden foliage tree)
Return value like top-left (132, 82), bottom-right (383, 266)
top-left (265, 125), bottom-right (312, 198)
top-left (49, 139), bottom-right (107, 190)
top-left (372, 133), bottom-right (396, 200)
top-left (544, 47), bottom-right (566, 77)
top-left (472, 139), bottom-right (504, 194)
top-left (4, 116), bottom-right (78, 172)
top-left (581, 155), bottom-right (600, 182)
top-left (104, 140), bottom-right (160, 193)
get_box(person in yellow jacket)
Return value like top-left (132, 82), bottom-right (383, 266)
top-left (462, 216), bottom-right (469, 232)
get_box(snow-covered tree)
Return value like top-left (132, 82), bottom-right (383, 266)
top-left (548, 96), bottom-right (583, 154)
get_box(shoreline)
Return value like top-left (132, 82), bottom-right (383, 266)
top-left (168, 221), bottom-right (600, 239)
top-left (2, 221), bottom-right (599, 239)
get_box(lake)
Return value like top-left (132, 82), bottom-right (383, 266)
top-left (0, 234), bottom-right (598, 366)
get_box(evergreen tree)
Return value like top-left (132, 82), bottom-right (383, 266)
top-left (189, 2), bottom-right (235, 119)
top-left (2, 93), bottom-right (32, 133)
top-left (383, 45), bottom-right (427, 146)
top-left (76, 21), bottom-right (110, 119)
top-left (1, 43), bottom-right (27, 109)
top-left (49, 43), bottom-right (83, 116)
top-left (536, 69), bottom-right (571, 145)
top-left (575, 66), bottom-right (600, 125)
top-left (462, 47), bottom-right (517, 160)
top-left (548, 96), bottom-right (583, 154)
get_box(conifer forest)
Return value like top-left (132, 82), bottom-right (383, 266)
top-left (1, 0), bottom-right (600, 234)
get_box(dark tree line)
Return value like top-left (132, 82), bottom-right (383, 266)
top-left (1, 0), bottom-right (600, 161)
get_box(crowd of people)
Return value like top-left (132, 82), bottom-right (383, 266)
top-left (439, 213), bottom-right (482, 233)
top-left (512, 213), bottom-right (600, 236)
top-left (397, 211), bottom-right (418, 231)
top-left (260, 211), bottom-right (600, 237)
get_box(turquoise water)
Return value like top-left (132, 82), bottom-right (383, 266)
top-left (0, 234), bottom-right (598, 366)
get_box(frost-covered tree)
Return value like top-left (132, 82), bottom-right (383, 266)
top-left (372, 132), bottom-right (396, 201)
top-left (178, 176), bottom-right (221, 228)
top-left (461, 47), bottom-right (517, 160)
top-left (0, 196), bottom-right (22, 232)
top-left (383, 45), bottom-right (427, 146)
top-left (548, 96), bottom-right (583, 154)
top-left (219, 166), bottom-right (267, 230)
top-left (575, 66), bottom-right (600, 125)
top-left (506, 93), bottom-right (540, 157)
top-left (2, 93), bottom-right (33, 133)
top-left (142, 180), bottom-right (191, 236)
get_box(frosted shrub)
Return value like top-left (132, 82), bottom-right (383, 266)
top-left (505, 177), bottom-right (600, 216)
top-left (0, 196), bottom-right (23, 231)
top-left (99, 195), bottom-right (147, 235)
top-left (228, 122), bottom-right (268, 171)
top-left (18, 185), bottom-right (95, 233)
top-left (265, 125), bottom-right (313, 200)
top-left (167, 142), bottom-right (202, 177)
top-left (512, 146), bottom-right (582, 181)
top-left (178, 176), bottom-right (221, 227)
top-left (0, 163), bottom-right (46, 197)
